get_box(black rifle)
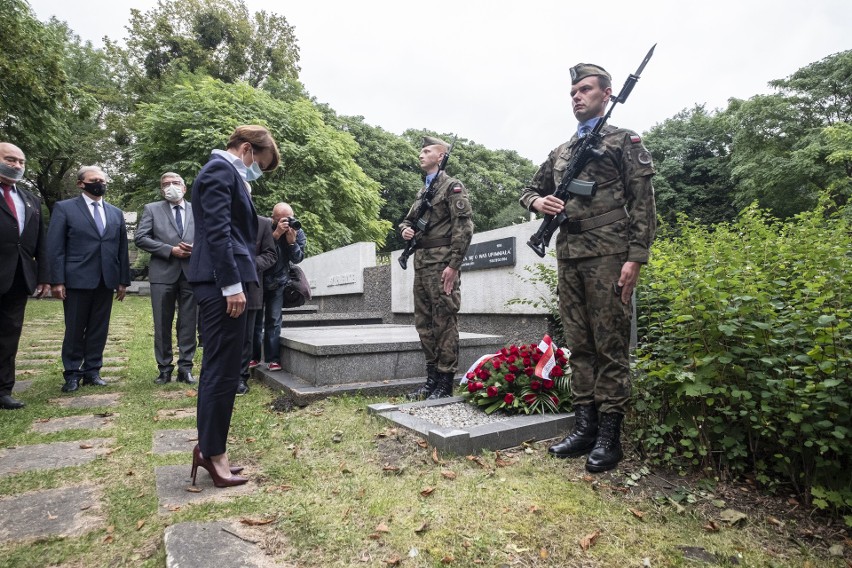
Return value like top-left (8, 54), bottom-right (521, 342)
top-left (398, 137), bottom-right (457, 270)
top-left (527, 44), bottom-right (656, 258)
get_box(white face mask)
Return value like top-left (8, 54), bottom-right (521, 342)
top-left (163, 183), bottom-right (184, 203)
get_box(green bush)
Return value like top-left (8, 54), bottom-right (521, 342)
top-left (633, 199), bottom-right (851, 516)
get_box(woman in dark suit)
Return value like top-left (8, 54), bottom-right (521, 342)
top-left (187, 125), bottom-right (280, 487)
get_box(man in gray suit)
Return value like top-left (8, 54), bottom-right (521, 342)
top-left (135, 172), bottom-right (197, 384)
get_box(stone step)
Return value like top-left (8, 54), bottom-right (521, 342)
top-left (263, 324), bottom-right (504, 394)
top-left (281, 304), bottom-right (318, 315)
top-left (280, 311), bottom-right (384, 328)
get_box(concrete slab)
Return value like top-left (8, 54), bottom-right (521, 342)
top-left (369, 398), bottom-right (574, 455)
top-left (255, 367), bottom-right (423, 406)
top-left (0, 438), bottom-right (116, 477)
top-left (14, 369), bottom-right (37, 377)
top-left (0, 484), bottom-right (104, 543)
top-left (164, 520), bottom-right (287, 568)
top-left (155, 465), bottom-right (256, 515)
top-left (102, 356), bottom-right (129, 364)
top-left (12, 380), bottom-right (33, 393)
top-left (14, 358), bottom-right (53, 366)
top-left (152, 429), bottom-right (198, 455)
top-left (156, 408), bottom-right (196, 421)
top-left (279, 324), bottom-right (503, 386)
top-left (51, 393), bottom-right (122, 409)
top-left (16, 351), bottom-right (58, 358)
top-left (99, 366), bottom-right (125, 375)
top-left (30, 413), bottom-right (119, 434)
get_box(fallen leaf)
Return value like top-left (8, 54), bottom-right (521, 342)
top-left (667, 497), bottom-right (686, 514)
top-left (331, 431), bottom-right (343, 443)
top-left (441, 555), bottom-right (454, 563)
top-left (80, 504), bottom-right (92, 511)
top-left (414, 522), bottom-right (429, 534)
top-left (104, 445), bottom-right (124, 455)
top-left (167, 505), bottom-right (181, 512)
top-left (384, 555), bottom-right (402, 566)
top-left (629, 508), bottom-right (644, 520)
top-left (35, 418), bottom-right (50, 423)
top-left (441, 470), bottom-right (457, 480)
top-left (47, 511), bottom-right (57, 520)
top-left (540, 548), bottom-right (549, 559)
top-left (466, 455), bottom-right (487, 468)
top-left (368, 533), bottom-right (382, 540)
top-left (186, 487), bottom-right (203, 493)
top-left (766, 516), bottom-right (784, 528)
top-left (79, 443), bottom-right (94, 449)
top-left (125, 470), bottom-right (134, 476)
top-left (136, 520), bottom-right (145, 530)
top-left (582, 475), bottom-right (595, 482)
top-left (106, 526), bottom-right (114, 533)
top-left (103, 535), bottom-right (114, 544)
top-left (432, 447), bottom-right (443, 464)
top-left (375, 522), bottom-right (390, 533)
top-left (420, 487), bottom-right (435, 497)
top-left (529, 505), bottom-right (541, 514)
top-left (240, 517), bottom-right (274, 526)
top-left (703, 521), bottom-right (720, 532)
top-left (185, 389), bottom-right (197, 397)
top-left (505, 543), bottom-right (529, 553)
top-left (416, 439), bottom-right (428, 449)
top-left (579, 530), bottom-right (601, 552)
top-left (94, 412), bottom-right (114, 418)
top-left (495, 455), bottom-right (514, 467)
top-left (719, 509), bottom-right (748, 526)
top-left (340, 462), bottom-right (352, 474)
top-left (383, 465), bottom-right (400, 473)
top-left (292, 446), bottom-right (300, 459)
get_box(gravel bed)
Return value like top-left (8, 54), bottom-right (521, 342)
top-left (405, 402), bottom-right (513, 428)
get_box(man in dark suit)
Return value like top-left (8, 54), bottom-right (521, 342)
top-left (47, 165), bottom-right (131, 393)
top-left (0, 142), bottom-right (50, 410)
top-left (135, 172), bottom-right (197, 385)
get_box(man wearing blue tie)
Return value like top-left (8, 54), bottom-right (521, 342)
top-left (135, 172), bottom-right (197, 385)
top-left (47, 166), bottom-right (131, 393)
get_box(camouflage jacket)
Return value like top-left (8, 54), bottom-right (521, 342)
top-left (399, 171), bottom-right (474, 270)
top-left (519, 124), bottom-right (657, 262)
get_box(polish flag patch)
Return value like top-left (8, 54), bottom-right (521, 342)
top-left (630, 135), bottom-right (642, 143)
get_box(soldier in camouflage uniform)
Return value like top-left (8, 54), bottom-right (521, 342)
top-left (401, 136), bottom-right (474, 400)
top-left (519, 63), bottom-right (656, 472)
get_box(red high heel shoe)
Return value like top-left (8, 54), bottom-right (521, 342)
top-left (191, 445), bottom-right (243, 474)
top-left (191, 445), bottom-right (248, 487)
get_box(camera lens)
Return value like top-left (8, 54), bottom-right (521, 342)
top-left (288, 217), bottom-right (302, 230)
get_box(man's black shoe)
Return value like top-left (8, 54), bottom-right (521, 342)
top-left (585, 413), bottom-right (625, 473)
top-left (176, 371), bottom-right (196, 384)
top-left (82, 374), bottom-right (107, 387)
top-left (62, 377), bottom-right (80, 393)
top-left (236, 380), bottom-right (249, 396)
top-left (548, 404), bottom-right (598, 458)
top-left (155, 371), bottom-right (172, 385)
top-left (0, 395), bottom-right (25, 409)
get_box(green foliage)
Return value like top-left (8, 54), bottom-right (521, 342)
top-left (643, 105), bottom-right (737, 226)
top-left (507, 255), bottom-right (564, 346)
top-left (132, 76), bottom-right (390, 253)
top-left (633, 198), bottom-right (851, 513)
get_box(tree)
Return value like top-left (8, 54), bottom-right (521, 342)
top-left (132, 76), bottom-right (390, 253)
top-left (726, 50), bottom-right (852, 217)
top-left (643, 105), bottom-right (737, 225)
top-left (119, 0), bottom-right (299, 96)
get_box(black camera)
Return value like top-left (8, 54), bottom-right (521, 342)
top-left (285, 217), bottom-right (301, 231)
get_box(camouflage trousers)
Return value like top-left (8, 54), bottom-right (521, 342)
top-left (557, 252), bottom-right (632, 414)
top-left (413, 263), bottom-right (461, 373)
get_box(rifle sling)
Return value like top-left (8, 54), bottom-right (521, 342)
top-left (418, 236), bottom-right (452, 249)
top-left (563, 206), bottom-right (628, 234)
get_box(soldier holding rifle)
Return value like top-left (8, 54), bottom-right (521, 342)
top-left (400, 136), bottom-right (473, 400)
top-left (520, 57), bottom-right (657, 472)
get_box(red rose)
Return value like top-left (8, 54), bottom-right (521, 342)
top-left (507, 355), bottom-right (517, 364)
top-left (542, 378), bottom-right (554, 389)
top-left (522, 357), bottom-right (531, 367)
top-left (551, 366), bottom-right (563, 378)
top-left (524, 367), bottom-right (535, 377)
top-left (504, 373), bottom-right (516, 383)
top-left (510, 345), bottom-right (520, 355)
top-left (492, 360), bottom-right (502, 371)
top-left (466, 372), bottom-right (475, 380)
top-left (500, 347), bottom-right (510, 357)
top-left (551, 395), bottom-right (559, 405)
top-left (508, 364), bottom-right (519, 373)
top-left (504, 393), bottom-right (515, 404)
top-left (530, 380), bottom-right (541, 391)
top-left (487, 386), bottom-right (499, 398)
top-left (523, 394), bottom-right (537, 404)
top-left (475, 382), bottom-right (484, 390)
top-left (467, 382), bottom-right (478, 393)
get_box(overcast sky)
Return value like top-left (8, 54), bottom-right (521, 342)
top-left (28, 0), bottom-right (852, 162)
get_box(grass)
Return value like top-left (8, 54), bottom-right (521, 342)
top-left (0, 296), bottom-right (845, 567)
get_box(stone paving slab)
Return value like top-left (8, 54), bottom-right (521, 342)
top-left (51, 393), bottom-right (122, 409)
top-left (14, 369), bottom-right (38, 377)
top-left (165, 520), bottom-right (287, 568)
top-left (12, 380), bottom-right (33, 393)
top-left (30, 413), bottom-right (119, 434)
top-left (155, 390), bottom-right (199, 401)
top-left (0, 484), bottom-right (104, 543)
top-left (103, 356), bottom-right (129, 363)
top-left (155, 465), bottom-right (255, 515)
top-left (17, 351), bottom-right (58, 358)
top-left (156, 408), bottom-right (197, 421)
top-left (0, 438), bottom-right (115, 477)
top-left (99, 366), bottom-right (125, 375)
top-left (14, 359), bottom-right (54, 366)
top-left (153, 429), bottom-right (198, 455)
top-left (369, 398), bottom-right (573, 455)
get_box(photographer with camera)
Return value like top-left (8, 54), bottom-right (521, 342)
top-left (251, 202), bottom-right (306, 371)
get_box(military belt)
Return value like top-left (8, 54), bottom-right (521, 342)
top-left (563, 206), bottom-right (628, 234)
top-left (418, 237), bottom-right (452, 249)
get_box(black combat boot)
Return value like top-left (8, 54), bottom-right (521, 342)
top-left (548, 404), bottom-right (598, 458)
top-left (426, 372), bottom-right (455, 399)
top-left (585, 412), bottom-right (624, 473)
top-left (407, 364), bottom-right (439, 400)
